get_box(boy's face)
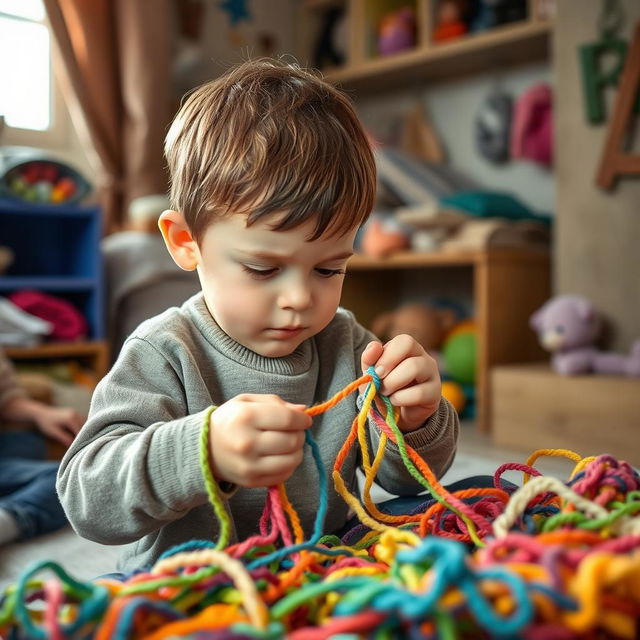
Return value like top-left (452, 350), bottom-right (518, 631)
top-left (193, 213), bottom-right (357, 357)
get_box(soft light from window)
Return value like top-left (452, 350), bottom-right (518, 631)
top-left (0, 0), bottom-right (50, 131)
top-left (0, 0), bottom-right (45, 21)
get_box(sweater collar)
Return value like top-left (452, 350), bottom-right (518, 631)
top-left (186, 294), bottom-right (313, 375)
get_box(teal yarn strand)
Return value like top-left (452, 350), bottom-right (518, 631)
top-left (248, 422), bottom-right (329, 570)
top-left (13, 560), bottom-right (109, 640)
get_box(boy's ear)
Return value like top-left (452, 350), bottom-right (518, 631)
top-left (158, 210), bottom-right (199, 271)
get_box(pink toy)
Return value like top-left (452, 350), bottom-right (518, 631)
top-left (530, 294), bottom-right (640, 376)
top-left (377, 7), bottom-right (416, 56)
top-left (511, 83), bottom-right (553, 168)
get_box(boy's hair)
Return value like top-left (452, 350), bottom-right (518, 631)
top-left (165, 58), bottom-right (376, 243)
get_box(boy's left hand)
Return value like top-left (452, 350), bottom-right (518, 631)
top-left (361, 335), bottom-right (441, 432)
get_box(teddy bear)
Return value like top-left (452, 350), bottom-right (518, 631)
top-left (371, 303), bottom-right (457, 354)
top-left (529, 295), bottom-right (640, 376)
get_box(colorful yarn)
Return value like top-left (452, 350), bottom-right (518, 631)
top-left (2, 368), bottom-right (640, 638)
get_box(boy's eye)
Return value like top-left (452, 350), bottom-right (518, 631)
top-left (315, 267), bottom-right (346, 278)
top-left (242, 265), bottom-right (278, 279)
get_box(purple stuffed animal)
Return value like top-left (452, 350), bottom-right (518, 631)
top-left (530, 295), bottom-right (640, 376)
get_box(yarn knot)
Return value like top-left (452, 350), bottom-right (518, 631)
top-left (367, 365), bottom-right (381, 391)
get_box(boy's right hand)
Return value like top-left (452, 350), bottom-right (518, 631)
top-left (209, 394), bottom-right (312, 488)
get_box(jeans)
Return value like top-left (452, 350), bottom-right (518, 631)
top-left (0, 429), bottom-right (68, 540)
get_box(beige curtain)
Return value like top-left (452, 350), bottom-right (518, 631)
top-left (44, 0), bottom-right (172, 233)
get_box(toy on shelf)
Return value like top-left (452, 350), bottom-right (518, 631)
top-left (432, 0), bottom-right (469, 43)
top-left (359, 215), bottom-right (411, 258)
top-left (371, 302), bottom-right (457, 355)
top-left (442, 319), bottom-right (477, 386)
top-left (469, 0), bottom-right (528, 32)
top-left (530, 294), bottom-right (640, 376)
top-left (0, 147), bottom-right (91, 205)
top-left (377, 6), bottom-right (416, 56)
top-left (370, 303), bottom-right (475, 414)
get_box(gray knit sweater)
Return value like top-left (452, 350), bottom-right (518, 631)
top-left (57, 294), bottom-right (458, 571)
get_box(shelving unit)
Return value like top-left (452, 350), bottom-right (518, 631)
top-left (342, 247), bottom-right (551, 431)
top-left (0, 199), bottom-right (107, 384)
top-left (297, 0), bottom-right (552, 92)
top-left (4, 341), bottom-right (109, 384)
top-left (299, 0), bottom-right (554, 431)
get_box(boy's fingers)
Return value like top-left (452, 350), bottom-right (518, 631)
top-left (256, 430), bottom-right (305, 456)
top-left (388, 379), bottom-right (441, 408)
top-left (254, 450), bottom-right (303, 477)
top-left (378, 355), bottom-right (435, 396)
top-left (361, 341), bottom-right (383, 372)
top-left (371, 334), bottom-right (424, 380)
top-left (255, 405), bottom-right (312, 431)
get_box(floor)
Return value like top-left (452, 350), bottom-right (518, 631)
top-left (0, 421), bottom-right (577, 590)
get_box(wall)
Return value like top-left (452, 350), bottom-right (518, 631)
top-left (554, 1), bottom-right (640, 350)
top-left (173, 0), bottom-right (296, 97)
top-left (356, 63), bottom-right (555, 215)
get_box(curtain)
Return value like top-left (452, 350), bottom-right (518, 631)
top-left (44, 0), bottom-right (172, 233)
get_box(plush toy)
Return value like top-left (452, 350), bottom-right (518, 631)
top-left (432, 0), bottom-right (469, 43)
top-left (377, 7), bottom-right (416, 56)
top-left (371, 303), bottom-right (457, 354)
top-left (360, 217), bottom-right (410, 258)
top-left (371, 304), bottom-right (469, 413)
top-left (530, 295), bottom-right (640, 376)
top-left (441, 320), bottom-right (477, 385)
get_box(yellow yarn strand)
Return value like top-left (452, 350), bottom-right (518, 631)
top-left (151, 549), bottom-right (269, 630)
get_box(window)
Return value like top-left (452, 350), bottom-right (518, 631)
top-left (0, 0), bottom-right (52, 132)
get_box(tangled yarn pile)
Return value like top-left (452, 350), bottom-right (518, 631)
top-left (2, 370), bottom-right (640, 639)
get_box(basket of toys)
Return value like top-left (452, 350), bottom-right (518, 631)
top-left (0, 146), bottom-right (92, 205)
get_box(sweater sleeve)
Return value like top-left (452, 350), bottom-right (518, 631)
top-left (0, 349), bottom-right (27, 415)
top-left (56, 337), bottom-right (213, 545)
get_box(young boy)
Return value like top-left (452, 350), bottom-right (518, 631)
top-left (57, 59), bottom-right (459, 572)
top-left (0, 348), bottom-right (84, 544)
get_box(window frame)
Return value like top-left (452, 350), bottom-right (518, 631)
top-left (0, 5), bottom-right (69, 149)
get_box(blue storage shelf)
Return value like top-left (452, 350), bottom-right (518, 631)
top-left (0, 199), bottom-right (104, 339)
top-left (0, 276), bottom-right (98, 290)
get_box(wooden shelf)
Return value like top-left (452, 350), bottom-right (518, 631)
top-left (341, 247), bottom-right (551, 431)
top-left (5, 341), bottom-right (109, 383)
top-left (330, 21), bottom-right (550, 92)
top-left (299, 0), bottom-right (552, 94)
top-left (347, 247), bottom-right (549, 270)
top-left (492, 364), bottom-right (640, 465)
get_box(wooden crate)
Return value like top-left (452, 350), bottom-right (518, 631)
top-left (492, 364), bottom-right (640, 465)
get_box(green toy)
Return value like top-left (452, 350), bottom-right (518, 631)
top-left (442, 324), bottom-right (477, 387)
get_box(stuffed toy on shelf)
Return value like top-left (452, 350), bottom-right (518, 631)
top-left (370, 303), bottom-right (476, 415)
top-left (530, 295), bottom-right (640, 376)
top-left (371, 303), bottom-right (457, 355)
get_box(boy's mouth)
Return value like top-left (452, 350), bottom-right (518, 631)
top-left (266, 326), bottom-right (305, 337)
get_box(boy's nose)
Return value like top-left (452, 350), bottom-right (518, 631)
top-left (278, 281), bottom-right (312, 311)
